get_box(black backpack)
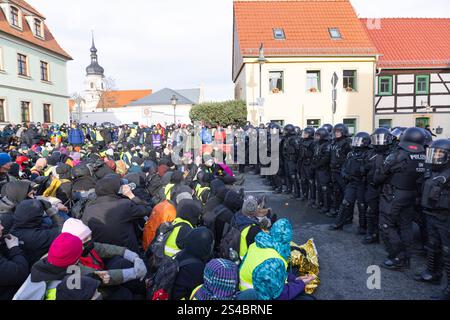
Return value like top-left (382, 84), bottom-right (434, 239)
top-left (148, 254), bottom-right (200, 300)
top-left (145, 221), bottom-right (189, 272)
top-left (219, 223), bottom-right (244, 262)
top-left (70, 191), bottom-right (96, 219)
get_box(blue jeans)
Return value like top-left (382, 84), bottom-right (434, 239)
top-left (42, 212), bottom-right (71, 227)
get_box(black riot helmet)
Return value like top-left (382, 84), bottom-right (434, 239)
top-left (351, 132), bottom-right (371, 148)
top-left (401, 127), bottom-right (426, 146)
top-left (322, 124), bottom-right (333, 134)
top-left (314, 128), bottom-right (330, 142)
top-left (333, 123), bottom-right (349, 139)
top-left (302, 127), bottom-right (315, 140)
top-left (426, 139), bottom-right (450, 168)
top-left (421, 128), bottom-right (433, 148)
top-left (391, 127), bottom-right (407, 141)
top-left (268, 123), bottom-right (281, 135)
top-left (371, 128), bottom-right (393, 146)
top-left (294, 126), bottom-right (302, 136)
top-left (284, 124), bottom-right (295, 136)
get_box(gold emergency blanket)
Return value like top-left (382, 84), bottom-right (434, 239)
top-left (290, 239), bottom-right (320, 294)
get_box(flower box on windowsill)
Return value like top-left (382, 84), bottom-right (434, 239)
top-left (271, 88), bottom-right (281, 94)
top-left (308, 87), bottom-right (318, 93)
top-left (345, 87), bottom-right (355, 92)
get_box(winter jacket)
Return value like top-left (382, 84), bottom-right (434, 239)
top-left (0, 245), bottom-right (29, 300)
top-left (68, 128), bottom-right (85, 145)
top-left (82, 175), bottom-right (151, 253)
top-left (172, 227), bottom-right (214, 300)
top-left (142, 200), bottom-right (176, 251)
top-left (10, 200), bottom-right (64, 266)
top-left (0, 180), bottom-right (33, 233)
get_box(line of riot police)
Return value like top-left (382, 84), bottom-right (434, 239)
top-left (258, 122), bottom-right (450, 300)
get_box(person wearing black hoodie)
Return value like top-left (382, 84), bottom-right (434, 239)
top-left (54, 163), bottom-right (73, 205)
top-left (0, 222), bottom-right (29, 300)
top-left (124, 172), bottom-right (152, 205)
top-left (172, 227), bottom-right (214, 300)
top-left (72, 164), bottom-right (96, 193)
top-left (203, 179), bottom-right (226, 217)
top-left (82, 174), bottom-right (151, 253)
top-left (0, 180), bottom-right (35, 234)
top-left (11, 199), bottom-right (65, 265)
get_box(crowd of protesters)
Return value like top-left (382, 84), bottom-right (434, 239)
top-left (0, 120), bottom-right (449, 300)
top-left (0, 121), bottom-right (316, 301)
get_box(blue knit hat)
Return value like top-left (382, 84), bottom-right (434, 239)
top-left (252, 258), bottom-right (287, 300)
top-left (0, 153), bottom-right (12, 167)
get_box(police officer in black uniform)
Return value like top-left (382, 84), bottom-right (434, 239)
top-left (312, 128), bottom-right (332, 214)
top-left (362, 128), bottom-right (394, 244)
top-left (282, 124), bottom-right (301, 199)
top-left (414, 139), bottom-right (450, 300)
top-left (328, 124), bottom-right (352, 218)
top-left (377, 127), bottom-right (426, 270)
top-left (329, 132), bottom-right (370, 231)
top-left (299, 127), bottom-right (316, 205)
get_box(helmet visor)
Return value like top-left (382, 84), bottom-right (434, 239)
top-left (426, 148), bottom-right (448, 165)
top-left (371, 134), bottom-right (389, 146)
top-left (351, 137), bottom-right (364, 147)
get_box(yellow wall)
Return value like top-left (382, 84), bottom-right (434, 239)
top-left (239, 56), bottom-right (377, 132)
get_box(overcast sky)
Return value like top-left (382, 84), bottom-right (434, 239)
top-left (28, 0), bottom-right (450, 101)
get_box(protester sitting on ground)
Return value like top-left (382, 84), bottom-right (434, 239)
top-left (55, 275), bottom-right (101, 300)
top-left (164, 199), bottom-right (202, 258)
top-left (13, 233), bottom-right (84, 300)
top-left (0, 153), bottom-right (13, 190)
top-left (160, 170), bottom-right (184, 202)
top-left (172, 227), bottom-right (215, 300)
top-left (0, 180), bottom-right (37, 233)
top-left (82, 174), bottom-right (151, 253)
top-left (11, 199), bottom-right (65, 265)
top-left (62, 218), bottom-right (147, 299)
top-left (203, 179), bottom-right (226, 217)
top-left (190, 258), bottom-right (239, 301)
top-left (0, 221), bottom-right (29, 300)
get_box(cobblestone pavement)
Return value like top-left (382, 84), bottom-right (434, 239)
top-left (240, 173), bottom-right (445, 300)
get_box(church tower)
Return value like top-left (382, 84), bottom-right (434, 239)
top-left (84, 33), bottom-right (105, 112)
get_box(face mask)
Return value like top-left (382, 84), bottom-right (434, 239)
top-left (82, 240), bottom-right (95, 257)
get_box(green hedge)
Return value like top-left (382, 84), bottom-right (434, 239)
top-left (189, 100), bottom-right (247, 126)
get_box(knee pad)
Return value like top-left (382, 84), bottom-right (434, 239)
top-left (322, 186), bottom-right (328, 192)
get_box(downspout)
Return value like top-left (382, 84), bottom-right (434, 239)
top-left (373, 56), bottom-right (382, 131)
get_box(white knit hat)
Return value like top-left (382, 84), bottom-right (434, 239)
top-left (62, 218), bottom-right (92, 242)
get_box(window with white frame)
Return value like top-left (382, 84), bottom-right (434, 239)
top-left (269, 71), bottom-right (284, 93)
top-left (0, 47), bottom-right (4, 71)
top-left (40, 61), bottom-right (49, 81)
top-left (343, 70), bottom-right (357, 92)
top-left (43, 104), bottom-right (51, 123)
top-left (21, 101), bottom-right (30, 123)
top-left (10, 6), bottom-right (20, 28)
top-left (0, 99), bottom-right (5, 122)
top-left (17, 53), bottom-right (28, 76)
top-left (307, 71), bottom-right (321, 92)
top-left (34, 19), bottom-right (43, 38)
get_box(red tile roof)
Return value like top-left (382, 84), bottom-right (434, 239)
top-left (96, 90), bottom-right (153, 109)
top-left (0, 0), bottom-right (72, 60)
top-left (234, 0), bottom-right (378, 57)
top-left (361, 18), bottom-right (450, 69)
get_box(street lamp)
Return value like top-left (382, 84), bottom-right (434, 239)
top-left (171, 94), bottom-right (178, 124)
top-left (257, 43), bottom-right (268, 124)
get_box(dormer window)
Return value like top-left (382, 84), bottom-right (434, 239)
top-left (10, 6), bottom-right (19, 27)
top-left (329, 28), bottom-right (342, 40)
top-left (273, 28), bottom-right (285, 40)
top-left (34, 19), bottom-right (43, 38)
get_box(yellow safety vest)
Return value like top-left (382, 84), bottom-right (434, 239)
top-left (239, 225), bottom-right (253, 260)
top-left (130, 128), bottom-right (137, 138)
top-left (164, 217), bottom-right (193, 257)
top-left (239, 243), bottom-right (288, 291)
top-left (195, 185), bottom-right (210, 204)
top-left (164, 183), bottom-right (175, 201)
top-left (43, 178), bottom-right (71, 198)
top-left (189, 285), bottom-right (202, 300)
top-left (45, 288), bottom-right (57, 300)
top-left (44, 166), bottom-right (54, 177)
top-left (95, 130), bottom-right (104, 142)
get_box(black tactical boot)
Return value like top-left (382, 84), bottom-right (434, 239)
top-left (362, 234), bottom-right (379, 245)
top-left (382, 257), bottom-right (410, 271)
top-left (414, 251), bottom-right (442, 284)
top-left (329, 204), bottom-right (348, 230)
